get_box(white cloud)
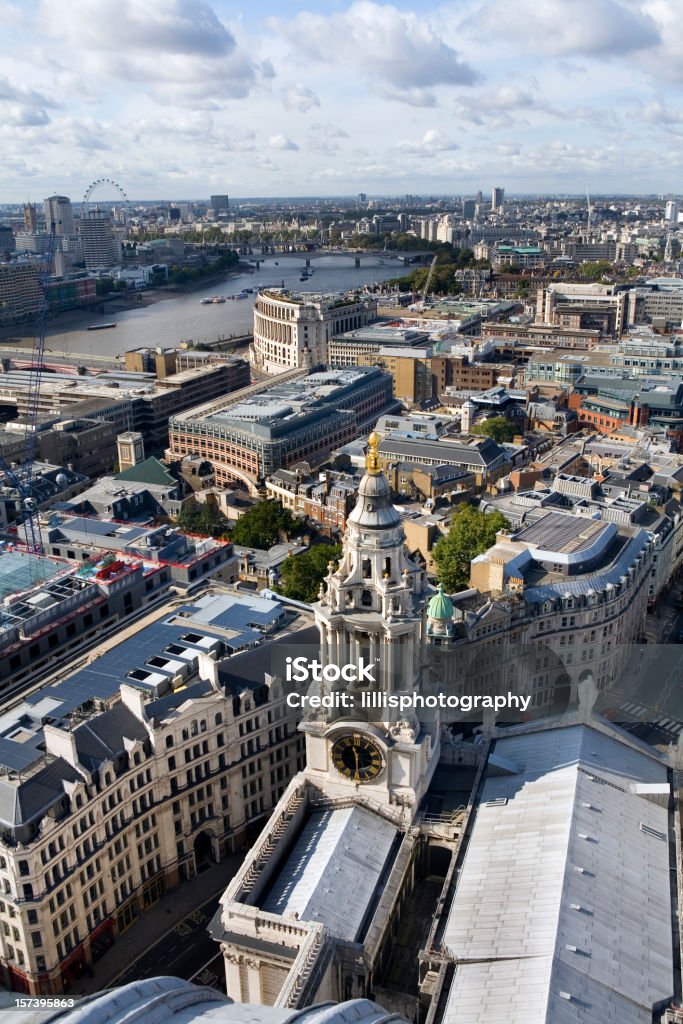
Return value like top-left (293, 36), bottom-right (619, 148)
top-left (468, 0), bottom-right (660, 56)
top-left (454, 85), bottom-right (557, 126)
top-left (269, 133), bottom-right (298, 151)
top-left (397, 129), bottom-right (460, 154)
top-left (306, 122), bottom-right (350, 153)
top-left (37, 0), bottom-right (264, 105)
top-left (268, 1), bottom-right (479, 106)
top-left (282, 82), bottom-right (320, 113)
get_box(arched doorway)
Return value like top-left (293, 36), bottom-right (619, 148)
top-left (551, 672), bottom-right (572, 714)
top-left (193, 831), bottom-right (214, 869)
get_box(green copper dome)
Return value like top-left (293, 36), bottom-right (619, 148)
top-left (427, 583), bottom-right (454, 620)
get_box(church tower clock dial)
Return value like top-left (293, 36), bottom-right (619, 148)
top-left (331, 733), bottom-right (385, 783)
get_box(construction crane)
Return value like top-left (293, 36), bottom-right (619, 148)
top-left (418, 255), bottom-right (438, 311)
top-left (0, 222), bottom-right (57, 553)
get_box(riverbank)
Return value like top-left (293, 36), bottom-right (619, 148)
top-left (0, 269), bottom-right (249, 344)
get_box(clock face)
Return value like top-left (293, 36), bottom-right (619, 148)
top-left (331, 733), bottom-right (385, 784)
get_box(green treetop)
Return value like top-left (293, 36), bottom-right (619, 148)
top-left (432, 505), bottom-right (510, 592)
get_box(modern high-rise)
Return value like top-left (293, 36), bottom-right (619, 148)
top-left (210, 194), bottom-right (229, 218)
top-left (491, 186), bottom-right (505, 211)
top-left (462, 198), bottom-right (476, 219)
top-left (665, 199), bottom-right (679, 224)
top-left (44, 195), bottom-right (75, 235)
top-left (79, 210), bottom-right (119, 269)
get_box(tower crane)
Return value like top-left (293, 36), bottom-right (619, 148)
top-left (418, 255), bottom-right (438, 311)
top-left (0, 222), bottom-right (57, 553)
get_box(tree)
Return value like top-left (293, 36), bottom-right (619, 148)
top-left (578, 260), bottom-right (614, 281)
top-left (471, 416), bottom-right (517, 443)
top-left (432, 506), bottom-right (510, 592)
top-left (230, 499), bottom-right (301, 549)
top-left (175, 498), bottom-right (229, 539)
top-left (278, 544), bottom-right (342, 603)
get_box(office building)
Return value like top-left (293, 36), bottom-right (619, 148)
top-left (251, 289), bottom-right (378, 374)
top-left (0, 264), bottom-right (42, 323)
top-left (327, 325), bottom-right (430, 367)
top-left (43, 196), bottom-right (75, 236)
top-left (535, 282), bottom-right (629, 337)
top-left (209, 195), bottom-right (229, 218)
top-left (167, 367), bottom-right (394, 493)
top-left (462, 198), bottom-right (476, 219)
top-left (0, 226), bottom-right (14, 255)
top-left (665, 199), bottom-right (679, 224)
top-left (0, 587), bottom-right (312, 994)
top-left (79, 210), bottom-right (119, 270)
top-left (491, 186), bottom-right (505, 211)
top-left (0, 549), bottom-right (171, 694)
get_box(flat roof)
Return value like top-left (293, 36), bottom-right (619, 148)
top-left (0, 549), bottom-right (65, 602)
top-left (515, 512), bottom-right (613, 556)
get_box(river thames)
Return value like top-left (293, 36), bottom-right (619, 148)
top-left (9, 255), bottom-right (406, 359)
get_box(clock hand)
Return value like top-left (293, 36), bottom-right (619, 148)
top-left (353, 747), bottom-right (360, 781)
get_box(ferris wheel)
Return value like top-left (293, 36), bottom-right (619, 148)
top-left (82, 178), bottom-right (130, 222)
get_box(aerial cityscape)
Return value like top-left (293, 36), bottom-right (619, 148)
top-left (2, 3), bottom-right (683, 1024)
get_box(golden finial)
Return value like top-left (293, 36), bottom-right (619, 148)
top-left (366, 431), bottom-right (381, 475)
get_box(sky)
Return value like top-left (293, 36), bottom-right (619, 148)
top-left (1, 0), bottom-right (683, 203)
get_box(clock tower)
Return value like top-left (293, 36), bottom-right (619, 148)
top-left (301, 432), bottom-right (439, 814)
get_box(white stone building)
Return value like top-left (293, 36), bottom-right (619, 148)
top-left (251, 290), bottom-right (378, 375)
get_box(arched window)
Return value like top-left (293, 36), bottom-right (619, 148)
top-left (361, 590), bottom-right (372, 607)
top-left (215, 713), bottom-right (223, 726)
top-left (362, 558), bottom-right (372, 579)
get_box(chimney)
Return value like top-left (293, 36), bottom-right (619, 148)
top-left (44, 725), bottom-right (79, 768)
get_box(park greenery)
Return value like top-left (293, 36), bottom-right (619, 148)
top-left (432, 506), bottom-right (510, 592)
top-left (390, 246), bottom-right (490, 296)
top-left (230, 499), bottom-right (303, 550)
top-left (277, 544), bottom-right (342, 603)
top-left (577, 260), bottom-right (615, 281)
top-left (471, 417), bottom-right (517, 443)
top-left (167, 250), bottom-right (239, 286)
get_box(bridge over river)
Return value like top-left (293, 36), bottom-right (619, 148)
top-left (246, 248), bottom-right (432, 269)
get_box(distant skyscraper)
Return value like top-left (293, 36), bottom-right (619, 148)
top-left (0, 225), bottom-right (15, 255)
top-left (358, 193), bottom-right (367, 204)
top-left (462, 199), bottom-right (476, 220)
top-left (491, 186), bottom-right (505, 212)
top-left (476, 190), bottom-right (483, 207)
top-left (210, 194), bottom-right (230, 218)
top-left (44, 195), bottom-right (74, 235)
top-left (23, 202), bottom-right (38, 232)
top-left (79, 210), bottom-right (119, 269)
top-left (665, 200), bottom-right (679, 224)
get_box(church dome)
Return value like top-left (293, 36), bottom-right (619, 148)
top-left (427, 583), bottom-right (454, 620)
top-left (347, 433), bottom-right (401, 530)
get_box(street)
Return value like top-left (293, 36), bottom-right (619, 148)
top-left (110, 892), bottom-right (225, 991)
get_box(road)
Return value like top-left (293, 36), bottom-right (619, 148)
top-left (111, 892), bottom-right (225, 991)
top-left (602, 583), bottom-right (683, 748)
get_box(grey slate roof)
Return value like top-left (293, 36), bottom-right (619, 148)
top-left (378, 436), bottom-right (505, 467)
top-left (442, 724), bottom-right (673, 1024)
